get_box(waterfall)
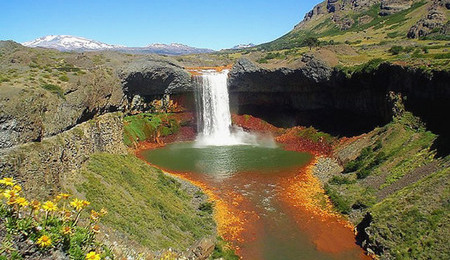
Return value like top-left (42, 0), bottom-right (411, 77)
top-left (195, 69), bottom-right (265, 147)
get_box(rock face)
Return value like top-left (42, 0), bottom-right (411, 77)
top-left (379, 0), bottom-right (412, 16)
top-left (228, 58), bottom-right (450, 140)
top-left (0, 75), bottom-right (125, 149)
top-left (119, 58), bottom-right (194, 99)
top-left (0, 113), bottom-right (127, 197)
top-left (407, 0), bottom-right (449, 38)
top-left (0, 42), bottom-right (126, 149)
top-left (296, 0), bottom-right (381, 29)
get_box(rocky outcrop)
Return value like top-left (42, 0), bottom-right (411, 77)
top-left (379, 0), bottom-right (412, 16)
top-left (228, 56), bottom-right (332, 93)
top-left (0, 42), bottom-right (127, 149)
top-left (296, 0), bottom-right (380, 29)
top-left (0, 113), bottom-right (127, 197)
top-left (0, 76), bottom-right (125, 149)
top-left (407, 0), bottom-right (449, 38)
top-left (119, 58), bottom-right (194, 99)
top-left (295, 0), bottom-right (432, 31)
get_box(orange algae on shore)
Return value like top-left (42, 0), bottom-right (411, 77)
top-left (186, 65), bottom-right (233, 76)
top-left (278, 161), bottom-right (366, 256)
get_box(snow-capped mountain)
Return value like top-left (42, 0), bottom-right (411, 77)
top-left (133, 43), bottom-right (214, 55)
top-left (22, 35), bottom-right (215, 55)
top-left (22, 35), bottom-right (120, 51)
top-left (232, 43), bottom-right (255, 49)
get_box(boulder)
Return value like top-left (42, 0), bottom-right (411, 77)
top-left (380, 0), bottom-right (412, 16)
top-left (407, 0), bottom-right (448, 38)
top-left (119, 58), bottom-right (194, 99)
top-left (184, 237), bottom-right (216, 260)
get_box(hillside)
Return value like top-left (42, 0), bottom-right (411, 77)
top-left (204, 0), bottom-right (448, 71)
top-left (265, 0), bottom-right (449, 48)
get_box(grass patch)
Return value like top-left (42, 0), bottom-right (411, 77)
top-left (123, 113), bottom-right (180, 147)
top-left (330, 175), bottom-right (356, 185)
top-left (59, 74), bottom-right (69, 82)
top-left (0, 75), bottom-right (10, 82)
top-left (324, 184), bottom-right (351, 214)
top-left (210, 237), bottom-right (240, 260)
top-left (367, 168), bottom-right (450, 259)
top-left (77, 153), bottom-right (215, 251)
top-left (40, 83), bottom-right (65, 99)
top-left (336, 58), bottom-right (385, 77)
top-left (297, 126), bottom-right (336, 145)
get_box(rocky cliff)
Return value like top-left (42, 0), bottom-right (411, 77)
top-left (227, 58), bottom-right (450, 146)
top-left (0, 113), bottom-right (127, 197)
top-left (0, 42), bottom-right (127, 149)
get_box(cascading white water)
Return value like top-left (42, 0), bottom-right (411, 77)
top-left (195, 69), bottom-right (275, 147)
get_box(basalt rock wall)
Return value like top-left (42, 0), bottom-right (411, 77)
top-left (227, 58), bottom-right (450, 141)
top-left (118, 56), bottom-right (449, 150)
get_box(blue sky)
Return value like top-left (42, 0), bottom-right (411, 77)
top-left (1, 0), bottom-right (320, 50)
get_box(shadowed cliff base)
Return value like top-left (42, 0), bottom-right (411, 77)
top-left (233, 104), bottom-right (387, 137)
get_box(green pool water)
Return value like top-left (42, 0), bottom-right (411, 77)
top-left (141, 142), bottom-right (312, 176)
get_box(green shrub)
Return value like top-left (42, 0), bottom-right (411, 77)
top-left (123, 113), bottom-right (180, 147)
top-left (324, 184), bottom-right (351, 214)
top-left (59, 75), bottom-right (69, 82)
top-left (357, 169), bottom-right (371, 179)
top-left (404, 46), bottom-right (415, 53)
top-left (330, 176), bottom-right (355, 185)
top-left (198, 202), bottom-right (214, 214)
top-left (297, 127), bottom-right (336, 145)
top-left (344, 147), bottom-right (373, 173)
top-left (389, 45), bottom-right (404, 55)
top-left (0, 76), bottom-right (10, 82)
top-left (41, 84), bottom-right (65, 99)
top-left (433, 53), bottom-right (450, 59)
top-left (211, 237), bottom-right (239, 260)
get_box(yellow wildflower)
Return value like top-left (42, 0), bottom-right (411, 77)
top-left (42, 201), bottom-right (58, 212)
top-left (60, 193), bottom-right (70, 199)
top-left (85, 251), bottom-right (100, 260)
top-left (55, 193), bottom-right (70, 201)
top-left (3, 189), bottom-right (17, 199)
top-left (0, 177), bottom-right (15, 186)
top-left (61, 226), bottom-right (72, 235)
top-left (91, 224), bottom-right (100, 233)
top-left (7, 197), bottom-right (17, 205)
top-left (70, 198), bottom-right (89, 211)
top-left (62, 210), bottom-right (72, 220)
top-left (36, 235), bottom-right (52, 247)
top-left (82, 200), bottom-right (90, 207)
top-left (90, 210), bottom-right (100, 221)
top-left (12, 185), bottom-right (22, 193)
top-left (99, 208), bottom-right (108, 216)
top-left (30, 200), bottom-right (41, 210)
top-left (16, 197), bottom-right (29, 207)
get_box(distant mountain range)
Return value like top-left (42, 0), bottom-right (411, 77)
top-left (22, 35), bottom-right (215, 55)
top-left (231, 43), bottom-right (255, 49)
